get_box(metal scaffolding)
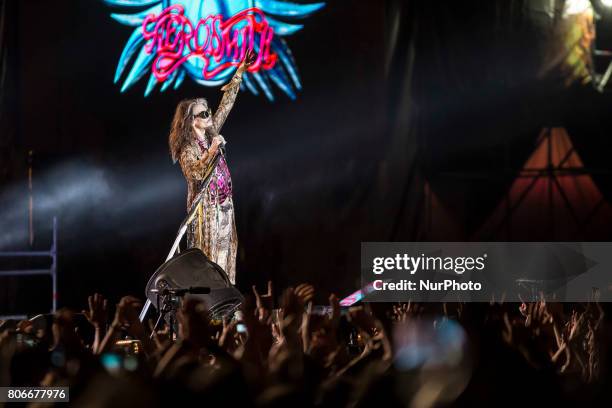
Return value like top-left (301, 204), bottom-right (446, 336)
top-left (0, 217), bottom-right (58, 318)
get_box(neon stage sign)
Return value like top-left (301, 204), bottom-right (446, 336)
top-left (142, 6), bottom-right (277, 82)
top-left (105, 0), bottom-right (325, 101)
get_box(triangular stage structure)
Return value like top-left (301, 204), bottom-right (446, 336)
top-left (476, 127), bottom-right (612, 240)
top-left (416, 181), bottom-right (464, 240)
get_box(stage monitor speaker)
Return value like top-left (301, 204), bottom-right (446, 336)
top-left (145, 248), bottom-right (243, 320)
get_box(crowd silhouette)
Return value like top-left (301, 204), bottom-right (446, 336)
top-left (1, 282), bottom-right (610, 407)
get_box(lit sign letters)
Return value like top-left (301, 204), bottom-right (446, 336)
top-left (106, 0), bottom-right (325, 101)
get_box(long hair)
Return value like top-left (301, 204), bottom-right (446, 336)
top-left (168, 98), bottom-right (208, 163)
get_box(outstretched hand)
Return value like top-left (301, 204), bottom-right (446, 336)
top-left (221, 50), bottom-right (256, 91)
top-left (240, 49), bottom-right (256, 71)
top-left (252, 281), bottom-right (274, 321)
top-left (83, 293), bottom-right (108, 330)
top-left (112, 296), bottom-right (141, 329)
top-left (177, 298), bottom-right (212, 349)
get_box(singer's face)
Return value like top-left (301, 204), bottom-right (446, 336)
top-left (192, 103), bottom-right (213, 131)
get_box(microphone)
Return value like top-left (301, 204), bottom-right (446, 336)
top-left (208, 127), bottom-right (226, 156)
top-left (218, 135), bottom-right (227, 156)
top-left (150, 286), bottom-right (211, 296)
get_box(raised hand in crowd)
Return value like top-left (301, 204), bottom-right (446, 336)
top-left (268, 288), bottom-right (305, 376)
top-left (252, 280), bottom-right (274, 322)
top-left (83, 293), bottom-right (108, 330)
top-left (294, 283), bottom-right (315, 305)
top-left (392, 301), bottom-right (426, 322)
top-left (98, 296), bottom-right (154, 355)
top-left (176, 297), bottom-right (212, 350)
top-left (82, 293), bottom-right (107, 353)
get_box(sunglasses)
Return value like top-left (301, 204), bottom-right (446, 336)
top-left (193, 109), bottom-right (211, 119)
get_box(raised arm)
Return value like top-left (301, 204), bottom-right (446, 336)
top-left (213, 50), bottom-right (256, 133)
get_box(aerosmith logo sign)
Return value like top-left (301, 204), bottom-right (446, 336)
top-left (105, 0), bottom-right (325, 101)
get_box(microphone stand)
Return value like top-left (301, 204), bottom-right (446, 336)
top-left (148, 286), bottom-right (211, 339)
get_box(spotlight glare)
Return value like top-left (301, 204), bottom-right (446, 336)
top-left (565, 0), bottom-right (593, 15)
top-left (603, 0), bottom-right (612, 7)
